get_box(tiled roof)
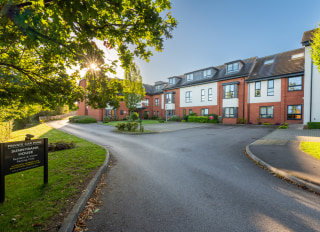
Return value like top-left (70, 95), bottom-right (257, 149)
top-left (301, 29), bottom-right (317, 46)
top-left (246, 48), bottom-right (304, 82)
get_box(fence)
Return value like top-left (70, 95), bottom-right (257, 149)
top-left (39, 111), bottom-right (77, 121)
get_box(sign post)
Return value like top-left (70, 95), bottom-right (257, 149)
top-left (0, 137), bottom-right (48, 203)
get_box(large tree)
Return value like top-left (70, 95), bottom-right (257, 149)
top-left (0, 0), bottom-right (177, 109)
top-left (123, 63), bottom-right (145, 114)
top-left (311, 27), bottom-right (320, 71)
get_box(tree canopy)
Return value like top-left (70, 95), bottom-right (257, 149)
top-left (123, 63), bottom-right (145, 113)
top-left (311, 27), bottom-right (320, 71)
top-left (0, 0), bottom-right (177, 109)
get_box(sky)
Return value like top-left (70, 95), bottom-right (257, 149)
top-left (112, 0), bottom-right (320, 85)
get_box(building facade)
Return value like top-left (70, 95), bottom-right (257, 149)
top-left (78, 30), bottom-right (319, 126)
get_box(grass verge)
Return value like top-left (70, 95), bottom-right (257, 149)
top-left (104, 120), bottom-right (161, 126)
top-left (300, 142), bottom-right (320, 160)
top-left (0, 124), bottom-right (106, 231)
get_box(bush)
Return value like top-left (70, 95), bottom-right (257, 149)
top-left (188, 116), bottom-right (209, 123)
top-left (150, 115), bottom-right (158, 120)
top-left (126, 115), bottom-right (130, 121)
top-left (278, 126), bottom-right (288, 129)
top-left (208, 114), bottom-right (218, 120)
top-left (307, 122), bottom-right (320, 129)
top-left (115, 123), bottom-right (126, 131)
top-left (263, 122), bottom-right (271, 125)
top-left (0, 120), bottom-right (13, 142)
top-left (172, 115), bottom-right (179, 121)
top-left (284, 123), bottom-right (289, 126)
top-left (237, 117), bottom-right (247, 124)
top-left (189, 112), bottom-right (197, 116)
top-left (69, 116), bottom-right (97, 123)
top-left (130, 112), bottom-right (139, 121)
top-left (131, 122), bottom-right (139, 131)
top-left (159, 120), bottom-right (165, 123)
top-left (103, 116), bottom-right (110, 123)
top-left (182, 115), bottom-right (188, 121)
top-left (143, 111), bottom-right (149, 119)
top-left (126, 122), bottom-right (133, 131)
top-left (181, 120), bottom-right (186, 123)
top-left (208, 119), bottom-right (218, 124)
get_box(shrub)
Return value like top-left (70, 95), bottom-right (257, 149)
top-left (141, 125), bottom-right (144, 132)
top-left (143, 111), bottom-right (149, 119)
top-left (150, 115), bottom-right (158, 120)
top-left (69, 116), bottom-right (97, 123)
top-left (263, 122), bottom-right (271, 125)
top-left (159, 120), bottom-right (165, 123)
top-left (278, 126), bottom-right (288, 129)
top-left (172, 115), bottom-right (180, 121)
top-left (284, 123), bottom-right (288, 126)
top-left (237, 117), bottom-right (247, 124)
top-left (115, 123), bottom-right (126, 131)
top-left (189, 112), bottom-right (197, 116)
top-left (208, 119), bottom-right (218, 124)
top-left (0, 120), bottom-right (13, 143)
top-left (208, 114), bottom-right (218, 120)
top-left (103, 116), bottom-right (110, 123)
top-left (126, 115), bottom-right (130, 121)
top-left (182, 115), bottom-right (188, 121)
top-left (181, 120), bottom-right (186, 123)
top-left (126, 122), bottom-right (133, 131)
top-left (130, 112), bottom-right (139, 121)
top-left (307, 122), bottom-right (320, 129)
top-left (188, 116), bottom-right (209, 123)
top-left (131, 122), bottom-right (139, 131)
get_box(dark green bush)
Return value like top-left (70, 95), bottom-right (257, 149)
top-left (69, 116), bottom-right (97, 123)
top-left (278, 125), bottom-right (288, 129)
top-left (208, 114), bottom-right (218, 120)
top-left (182, 115), bottom-right (188, 121)
top-left (150, 115), bottom-right (158, 120)
top-left (237, 117), bottom-right (247, 124)
top-left (208, 119), bottom-right (218, 124)
top-left (103, 116), bottom-right (110, 123)
top-left (172, 115), bottom-right (179, 121)
top-left (307, 122), bottom-right (320, 129)
top-left (189, 112), bottom-right (197, 116)
top-left (126, 122), bottom-right (133, 131)
top-left (115, 123), bottom-right (126, 131)
top-left (159, 120), bottom-right (165, 123)
top-left (143, 111), bottom-right (149, 119)
top-left (130, 112), bottom-right (139, 121)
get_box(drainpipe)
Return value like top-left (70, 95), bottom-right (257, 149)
top-left (243, 77), bottom-right (245, 119)
top-left (248, 83), bottom-right (250, 123)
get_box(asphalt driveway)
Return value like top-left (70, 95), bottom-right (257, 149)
top-left (48, 121), bottom-right (320, 232)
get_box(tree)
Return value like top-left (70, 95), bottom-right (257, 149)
top-left (0, 0), bottom-right (177, 109)
top-left (123, 63), bottom-right (145, 114)
top-left (311, 27), bottom-right (320, 71)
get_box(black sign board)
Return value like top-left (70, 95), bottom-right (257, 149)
top-left (0, 138), bottom-right (48, 203)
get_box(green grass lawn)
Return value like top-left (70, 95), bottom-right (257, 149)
top-left (104, 120), bottom-right (162, 126)
top-left (0, 124), bottom-right (106, 231)
top-left (301, 142), bottom-right (320, 160)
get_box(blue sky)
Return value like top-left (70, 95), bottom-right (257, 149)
top-left (130, 0), bottom-right (320, 85)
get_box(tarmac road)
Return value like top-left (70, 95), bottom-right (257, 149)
top-left (49, 121), bottom-right (320, 232)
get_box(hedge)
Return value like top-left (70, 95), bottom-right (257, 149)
top-left (188, 116), bottom-right (209, 123)
top-left (69, 115), bottom-right (97, 123)
top-left (307, 122), bottom-right (320, 129)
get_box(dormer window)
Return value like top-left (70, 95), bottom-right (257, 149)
top-left (264, 59), bottom-right (274, 65)
top-left (227, 63), bottom-right (239, 73)
top-left (155, 85), bottom-right (162, 92)
top-left (291, 53), bottom-right (304, 59)
top-left (186, 73), bottom-right (193, 81)
top-left (203, 69), bottom-right (212, 78)
top-left (169, 78), bottom-right (175, 85)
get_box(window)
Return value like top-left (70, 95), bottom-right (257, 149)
top-left (208, 88), bottom-right (212, 101)
top-left (291, 53), bottom-right (304, 59)
top-left (201, 108), bottom-right (209, 116)
top-left (267, 80), bottom-right (274, 96)
top-left (260, 106), bottom-right (274, 118)
top-left (186, 73), bottom-right (193, 81)
top-left (155, 85), bottom-right (162, 92)
top-left (189, 109), bottom-right (192, 115)
top-left (203, 69), bottom-right (212, 77)
top-left (120, 110), bottom-right (124, 115)
top-left (145, 98), bottom-right (149, 106)
top-left (255, 81), bottom-right (261, 97)
top-left (169, 78), bottom-right (175, 85)
top-left (223, 107), bottom-right (237, 118)
top-left (166, 93), bottom-right (175, 103)
top-left (183, 109), bottom-right (186, 116)
top-left (227, 63), bottom-right (239, 73)
top-left (155, 98), bottom-right (159, 106)
top-left (223, 84), bottom-right (238, 99)
top-left (264, 59), bottom-right (274, 65)
top-left (157, 111), bottom-right (159, 117)
top-left (288, 76), bottom-right (302, 91)
top-left (167, 110), bottom-right (175, 117)
top-left (185, 91), bottom-right (192, 103)
top-left (288, 105), bottom-right (302, 120)
top-left (201, 89), bottom-right (205, 102)
top-left (153, 111), bottom-right (156, 115)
